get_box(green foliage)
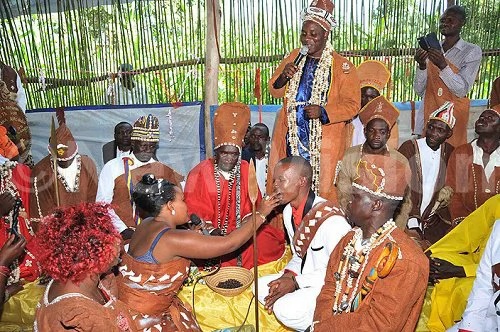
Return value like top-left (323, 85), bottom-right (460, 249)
top-left (0, 0), bottom-right (498, 109)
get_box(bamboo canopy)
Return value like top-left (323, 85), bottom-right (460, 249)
top-left (0, 0), bottom-right (498, 110)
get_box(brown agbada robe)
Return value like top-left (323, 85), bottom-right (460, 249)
top-left (398, 139), bottom-right (454, 243)
top-left (313, 228), bottom-right (428, 331)
top-left (266, 48), bottom-right (360, 202)
top-left (490, 76), bottom-right (500, 107)
top-left (35, 280), bottom-right (135, 331)
top-left (423, 61), bottom-right (470, 147)
top-left (112, 162), bottom-right (183, 227)
top-left (117, 253), bottom-right (201, 332)
top-left (30, 155), bottom-right (97, 218)
top-left (445, 142), bottom-right (500, 224)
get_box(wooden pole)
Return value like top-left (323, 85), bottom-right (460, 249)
top-left (447, 0), bottom-right (455, 8)
top-left (247, 160), bottom-right (259, 331)
top-left (204, 0), bottom-right (221, 159)
top-left (49, 116), bottom-right (60, 207)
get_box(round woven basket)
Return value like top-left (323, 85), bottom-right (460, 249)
top-left (205, 266), bottom-right (254, 297)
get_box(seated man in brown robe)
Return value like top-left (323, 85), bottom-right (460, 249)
top-left (96, 114), bottom-right (183, 241)
top-left (312, 154), bottom-right (428, 331)
top-left (445, 108), bottom-right (500, 226)
top-left (399, 101), bottom-right (455, 247)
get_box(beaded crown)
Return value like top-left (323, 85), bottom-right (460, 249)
top-left (429, 101), bottom-right (456, 129)
top-left (213, 102), bottom-right (250, 151)
top-left (357, 60), bottom-right (391, 92)
top-left (131, 114), bottom-right (160, 143)
top-left (359, 95), bottom-right (399, 129)
top-left (353, 154), bottom-right (410, 201)
top-left (47, 123), bottom-right (78, 162)
top-left (301, 0), bottom-right (336, 31)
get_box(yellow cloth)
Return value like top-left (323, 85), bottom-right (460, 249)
top-left (415, 286), bottom-right (434, 332)
top-left (178, 248), bottom-right (293, 332)
top-left (424, 195), bottom-right (500, 332)
top-left (0, 281), bottom-right (45, 331)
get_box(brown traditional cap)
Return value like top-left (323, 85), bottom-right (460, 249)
top-left (301, 0), bottom-right (336, 31)
top-left (131, 114), bottom-right (160, 142)
top-left (359, 95), bottom-right (400, 128)
top-left (48, 123), bottom-right (78, 161)
top-left (357, 60), bottom-right (391, 92)
top-left (213, 102), bottom-right (250, 151)
top-left (353, 154), bottom-right (410, 201)
top-left (429, 101), bottom-right (456, 129)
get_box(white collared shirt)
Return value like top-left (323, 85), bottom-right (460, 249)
top-left (255, 157), bottom-right (267, 196)
top-left (116, 147), bottom-right (132, 160)
top-left (452, 220), bottom-right (500, 332)
top-left (417, 138), bottom-right (442, 214)
top-left (471, 140), bottom-right (500, 181)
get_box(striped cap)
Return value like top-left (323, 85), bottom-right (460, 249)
top-left (131, 114), bottom-right (160, 142)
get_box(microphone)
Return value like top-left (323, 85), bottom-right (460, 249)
top-left (190, 214), bottom-right (212, 236)
top-left (293, 45), bottom-right (309, 66)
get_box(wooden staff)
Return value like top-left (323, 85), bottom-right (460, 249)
top-left (247, 159), bottom-right (259, 332)
top-left (49, 116), bottom-right (60, 207)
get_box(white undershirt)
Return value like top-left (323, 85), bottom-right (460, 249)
top-left (218, 169), bottom-right (231, 180)
top-left (417, 138), bottom-right (441, 215)
top-left (57, 156), bottom-right (78, 191)
top-left (471, 140), bottom-right (500, 181)
top-left (407, 139), bottom-right (441, 230)
top-left (116, 147), bottom-right (131, 160)
top-left (351, 116), bottom-right (366, 147)
top-left (255, 157), bottom-right (267, 196)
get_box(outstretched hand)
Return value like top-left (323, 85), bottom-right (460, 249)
top-left (256, 192), bottom-right (282, 218)
top-left (429, 257), bottom-right (466, 284)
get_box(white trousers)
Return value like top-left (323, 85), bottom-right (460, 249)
top-left (256, 273), bottom-right (321, 331)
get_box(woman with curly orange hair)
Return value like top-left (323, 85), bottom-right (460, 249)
top-left (34, 202), bottom-right (135, 331)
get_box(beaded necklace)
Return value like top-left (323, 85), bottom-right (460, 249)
top-left (213, 160), bottom-right (241, 236)
top-left (0, 161), bottom-right (26, 226)
top-left (331, 219), bottom-right (397, 314)
top-left (0, 161), bottom-right (21, 202)
top-left (285, 42), bottom-right (334, 194)
top-left (212, 159), bottom-right (243, 266)
top-left (49, 154), bottom-right (82, 193)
